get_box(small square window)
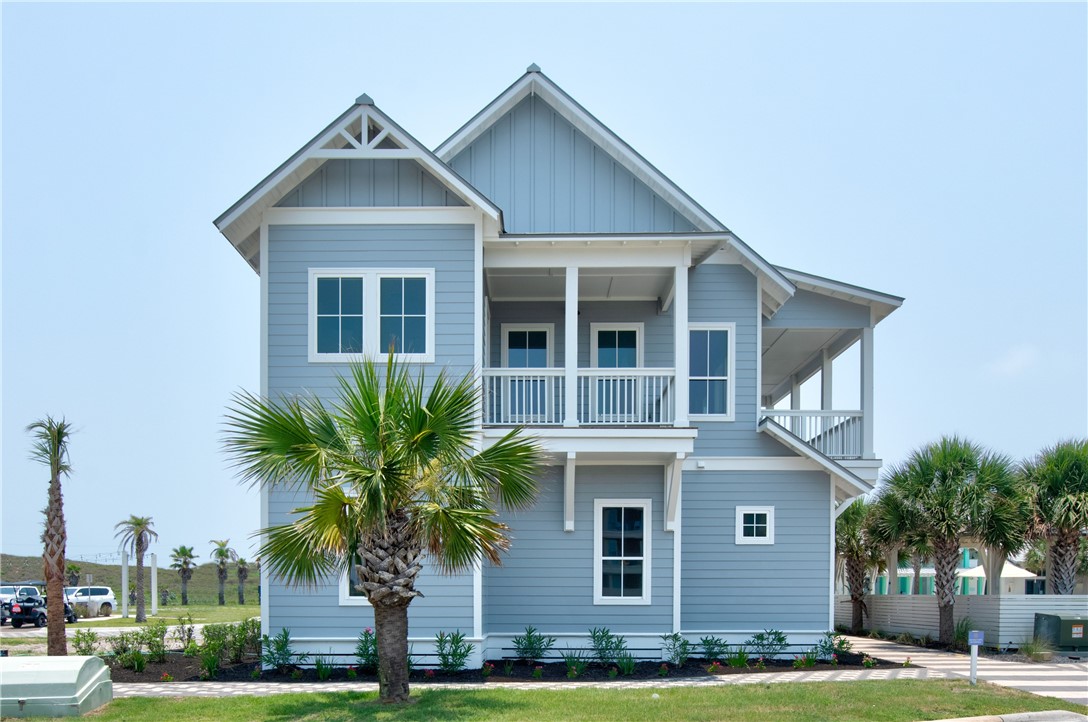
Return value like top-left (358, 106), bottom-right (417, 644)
top-left (736, 506), bottom-right (775, 545)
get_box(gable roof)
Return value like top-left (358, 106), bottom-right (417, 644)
top-left (776, 267), bottom-right (903, 325)
top-left (436, 65), bottom-right (727, 234)
top-left (758, 417), bottom-right (872, 503)
top-left (214, 96), bottom-right (502, 272)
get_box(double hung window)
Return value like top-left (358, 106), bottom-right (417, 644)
top-left (689, 323), bottom-right (735, 420)
top-left (594, 499), bottom-right (651, 604)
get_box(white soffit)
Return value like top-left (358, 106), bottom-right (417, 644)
top-left (215, 98), bottom-right (502, 273)
top-left (777, 267), bottom-right (904, 325)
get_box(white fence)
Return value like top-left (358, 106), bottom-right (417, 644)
top-left (834, 594), bottom-right (1088, 648)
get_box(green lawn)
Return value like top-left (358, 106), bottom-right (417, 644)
top-left (82, 603), bottom-right (257, 629)
top-left (65, 681), bottom-right (1088, 721)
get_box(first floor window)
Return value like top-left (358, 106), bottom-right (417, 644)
top-left (689, 323), bottom-right (735, 419)
top-left (594, 499), bottom-right (651, 604)
top-left (339, 555), bottom-right (371, 606)
top-left (735, 506), bottom-right (775, 545)
top-left (309, 268), bottom-right (434, 362)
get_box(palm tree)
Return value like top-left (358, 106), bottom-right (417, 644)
top-left (1021, 439), bottom-right (1088, 594)
top-left (169, 546), bottom-right (199, 605)
top-left (869, 485), bottom-right (929, 595)
top-left (209, 540), bottom-right (237, 606)
top-left (883, 437), bottom-right (1022, 644)
top-left (835, 497), bottom-right (876, 634)
top-left (237, 558), bottom-right (250, 605)
top-left (224, 359), bottom-right (540, 703)
top-left (114, 515), bottom-right (158, 622)
top-left (28, 417), bottom-right (74, 656)
top-left (65, 563), bottom-right (81, 587)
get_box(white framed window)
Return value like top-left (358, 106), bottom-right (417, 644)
top-left (593, 498), bottom-right (651, 605)
top-left (339, 562), bottom-right (372, 606)
top-left (589, 323), bottom-right (644, 369)
top-left (689, 323), bottom-right (735, 421)
top-left (735, 506), bottom-right (775, 545)
top-left (500, 324), bottom-right (554, 369)
top-left (309, 268), bottom-right (435, 363)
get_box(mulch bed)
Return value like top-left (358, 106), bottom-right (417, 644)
top-left (108, 651), bottom-right (901, 684)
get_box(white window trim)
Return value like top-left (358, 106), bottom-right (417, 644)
top-left (308, 268), bottom-right (436, 363)
top-left (339, 567), bottom-right (372, 607)
top-left (735, 505), bottom-right (775, 545)
top-left (589, 323), bottom-right (645, 368)
top-left (688, 322), bottom-right (736, 422)
top-left (593, 498), bottom-right (652, 605)
top-left (499, 323), bottom-right (555, 368)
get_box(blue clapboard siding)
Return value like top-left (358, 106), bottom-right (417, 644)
top-left (264, 222), bottom-right (475, 639)
top-left (681, 470), bottom-right (830, 630)
top-left (449, 95), bottom-right (696, 234)
top-left (689, 264), bottom-right (791, 456)
top-left (484, 465), bottom-right (672, 634)
top-left (765, 290), bottom-right (871, 329)
top-left (276, 159), bottom-right (467, 208)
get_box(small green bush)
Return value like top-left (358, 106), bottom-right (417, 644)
top-left (561, 648), bottom-right (589, 679)
top-left (589, 627), bottom-right (627, 666)
top-left (725, 646), bottom-right (750, 669)
top-left (793, 650), bottom-right (818, 668)
top-left (746, 629), bottom-right (788, 659)
top-left (814, 631), bottom-right (852, 661)
top-left (314, 654), bottom-right (334, 681)
top-left (106, 631), bottom-right (138, 657)
top-left (699, 635), bottom-right (730, 661)
top-left (141, 619), bottom-right (169, 662)
top-left (174, 613), bottom-right (196, 648)
top-left (119, 649), bottom-right (147, 672)
top-left (616, 652), bottom-right (637, 676)
top-left (660, 633), bottom-right (693, 666)
top-left (260, 628), bottom-right (307, 674)
top-left (512, 626), bottom-right (556, 665)
top-left (436, 630), bottom-right (474, 673)
top-left (355, 627), bottom-right (379, 672)
top-left (953, 617), bottom-right (973, 651)
top-left (200, 643), bottom-right (222, 679)
top-left (71, 629), bottom-right (98, 656)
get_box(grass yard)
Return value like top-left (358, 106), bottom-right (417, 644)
top-left (79, 603), bottom-right (257, 629)
top-left (65, 681), bottom-right (1088, 721)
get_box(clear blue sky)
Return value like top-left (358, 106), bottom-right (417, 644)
top-left (3, 3), bottom-right (1085, 566)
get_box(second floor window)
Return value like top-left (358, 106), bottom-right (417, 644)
top-left (309, 268), bottom-right (434, 363)
top-left (689, 323), bottom-right (735, 419)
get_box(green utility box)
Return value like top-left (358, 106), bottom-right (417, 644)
top-left (1034, 613), bottom-right (1088, 651)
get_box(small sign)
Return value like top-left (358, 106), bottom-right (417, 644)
top-left (1072, 624), bottom-right (1084, 640)
top-left (968, 630), bottom-right (984, 646)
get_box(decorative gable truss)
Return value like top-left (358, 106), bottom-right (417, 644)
top-left (215, 95), bottom-right (502, 272)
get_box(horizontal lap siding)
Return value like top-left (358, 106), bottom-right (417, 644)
top-left (484, 465), bottom-right (672, 634)
top-left (265, 223), bottom-right (475, 640)
top-left (450, 95), bottom-right (696, 234)
top-left (682, 471), bottom-right (829, 630)
top-left (690, 264), bottom-right (789, 457)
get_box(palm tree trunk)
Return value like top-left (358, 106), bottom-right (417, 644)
top-left (933, 537), bottom-right (959, 645)
top-left (181, 575), bottom-right (189, 606)
top-left (846, 556), bottom-right (866, 634)
top-left (238, 577), bottom-right (246, 605)
top-left (911, 553), bottom-right (922, 595)
top-left (43, 472), bottom-right (67, 656)
top-left (218, 570), bottom-right (226, 605)
top-left (373, 601), bottom-right (411, 703)
top-left (135, 546), bottom-right (146, 623)
top-left (1051, 530), bottom-right (1080, 595)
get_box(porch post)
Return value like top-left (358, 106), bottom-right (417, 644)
top-left (790, 375), bottom-right (802, 435)
top-left (860, 327), bottom-right (875, 458)
top-left (564, 267), bottom-right (579, 427)
top-left (673, 264), bottom-right (689, 426)
top-left (821, 349), bottom-right (833, 411)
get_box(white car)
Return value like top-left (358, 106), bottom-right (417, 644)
top-left (64, 586), bottom-right (117, 616)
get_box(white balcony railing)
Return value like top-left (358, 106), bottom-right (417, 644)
top-left (481, 368), bottom-right (675, 426)
top-left (761, 410), bottom-right (863, 459)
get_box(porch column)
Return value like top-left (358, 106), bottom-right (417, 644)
top-left (673, 264), bottom-right (689, 426)
top-left (860, 327), bottom-right (875, 458)
top-left (821, 349), bottom-right (833, 411)
top-left (790, 375), bottom-right (802, 435)
top-left (564, 267), bottom-right (579, 427)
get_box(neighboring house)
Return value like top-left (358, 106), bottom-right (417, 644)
top-left (215, 65), bottom-right (903, 663)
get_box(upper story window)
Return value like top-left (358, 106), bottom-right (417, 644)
top-left (309, 268), bottom-right (435, 363)
top-left (689, 323), bottom-right (735, 421)
top-left (593, 498), bottom-right (652, 605)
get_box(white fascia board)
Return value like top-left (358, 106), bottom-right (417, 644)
top-left (436, 71), bottom-right (725, 233)
top-left (777, 266), bottom-right (904, 324)
top-left (757, 418), bottom-right (872, 497)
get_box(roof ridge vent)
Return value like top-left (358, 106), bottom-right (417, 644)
top-left (355, 93), bottom-right (374, 106)
top-left (526, 63), bottom-right (541, 73)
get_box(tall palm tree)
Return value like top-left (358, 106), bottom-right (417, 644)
top-left (237, 558), bottom-right (250, 605)
top-left (883, 437), bottom-right (1022, 644)
top-left (1021, 439), bottom-right (1088, 594)
top-left (224, 359), bottom-right (540, 703)
top-left (28, 416), bottom-right (74, 656)
top-left (869, 485), bottom-right (929, 595)
top-left (835, 497), bottom-right (877, 634)
top-left (114, 515), bottom-right (158, 622)
top-left (209, 540), bottom-right (238, 606)
top-left (169, 546), bottom-right (199, 605)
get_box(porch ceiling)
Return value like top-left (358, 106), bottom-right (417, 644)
top-left (761, 327), bottom-right (859, 400)
top-left (485, 266), bottom-right (672, 302)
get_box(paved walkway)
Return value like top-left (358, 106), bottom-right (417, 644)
top-left (848, 637), bottom-right (1088, 707)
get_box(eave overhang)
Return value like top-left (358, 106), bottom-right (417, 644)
top-left (776, 266), bottom-right (904, 325)
top-left (758, 417), bottom-right (872, 503)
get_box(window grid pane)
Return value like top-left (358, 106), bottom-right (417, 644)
top-left (689, 329), bottom-right (729, 415)
top-left (380, 276), bottom-right (428, 354)
top-left (601, 506), bottom-right (645, 598)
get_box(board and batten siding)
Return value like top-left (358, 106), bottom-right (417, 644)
top-left (264, 222), bottom-right (476, 641)
top-left (275, 159), bottom-right (467, 208)
top-left (449, 95), bottom-right (696, 234)
top-left (689, 263), bottom-right (790, 457)
top-left (484, 465), bottom-right (672, 634)
top-left (681, 470), bottom-right (830, 632)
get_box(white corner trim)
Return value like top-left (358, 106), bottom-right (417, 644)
top-left (735, 506), bottom-right (775, 545)
top-left (473, 560), bottom-right (482, 639)
top-left (258, 221), bottom-right (270, 635)
top-left (593, 498), bottom-right (652, 605)
top-left (687, 322), bottom-right (736, 422)
top-left (672, 485), bottom-right (682, 633)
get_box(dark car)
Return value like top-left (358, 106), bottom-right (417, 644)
top-left (2, 594), bottom-right (77, 628)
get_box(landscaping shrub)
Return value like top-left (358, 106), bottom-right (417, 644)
top-left (616, 652), bottom-right (637, 676)
top-left (141, 619), bottom-right (170, 663)
top-left (588, 627), bottom-right (627, 666)
top-left (793, 650), bottom-right (818, 668)
top-left (512, 626), bottom-right (556, 665)
top-left (355, 627), bottom-right (378, 672)
top-left (106, 631), bottom-right (138, 657)
top-left (200, 643), bottom-right (222, 680)
top-left (953, 617), bottom-right (973, 651)
top-left (261, 628), bottom-right (307, 673)
top-left (436, 630), bottom-right (473, 673)
top-left (71, 629), bottom-right (98, 656)
top-left (660, 632), bottom-right (693, 666)
top-left (725, 646), bottom-right (750, 668)
top-left (746, 629), bottom-right (788, 659)
top-left (814, 631), bottom-right (852, 661)
top-left (699, 635), bottom-right (730, 662)
top-left (561, 648), bottom-right (589, 678)
top-left (314, 654), bottom-right (334, 681)
top-left (119, 649), bottom-right (147, 673)
top-left (174, 613), bottom-right (197, 648)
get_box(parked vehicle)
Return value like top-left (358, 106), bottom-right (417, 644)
top-left (64, 586), bottom-right (116, 616)
top-left (0, 585), bottom-right (41, 625)
top-left (3, 594), bottom-right (77, 628)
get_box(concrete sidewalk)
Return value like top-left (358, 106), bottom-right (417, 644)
top-left (848, 636), bottom-right (1088, 707)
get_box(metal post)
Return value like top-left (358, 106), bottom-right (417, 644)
top-left (968, 630), bottom-right (983, 685)
top-left (121, 551), bottom-right (129, 618)
top-left (150, 553), bottom-right (158, 616)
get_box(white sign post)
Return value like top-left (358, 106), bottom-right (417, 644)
top-left (968, 630), bottom-right (984, 685)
